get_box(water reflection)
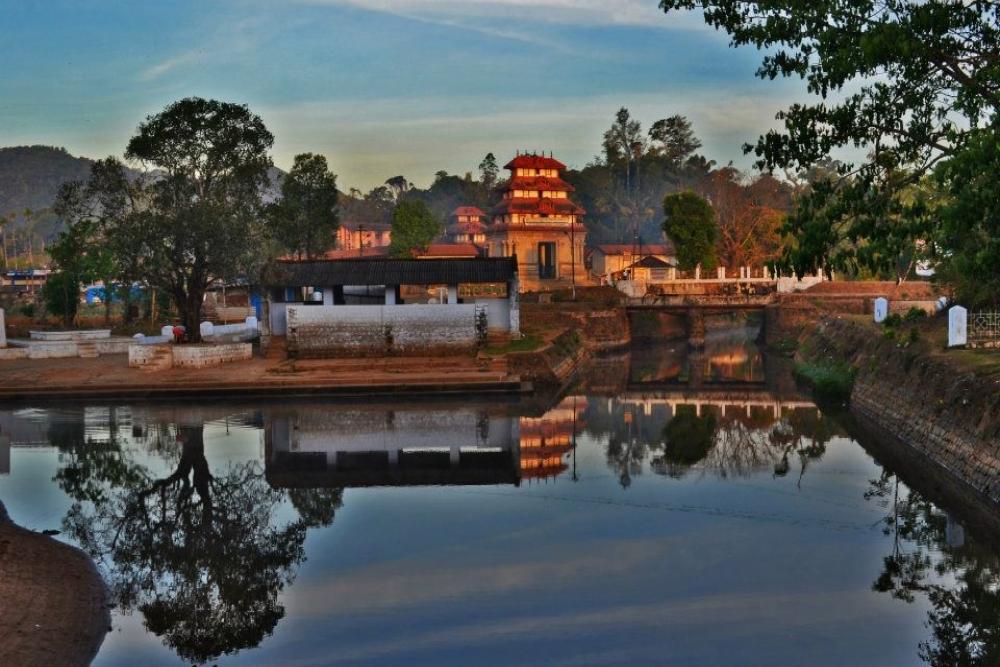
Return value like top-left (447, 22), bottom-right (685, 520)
top-left (25, 407), bottom-right (335, 665)
top-left (864, 470), bottom-right (1000, 666)
top-left (1, 334), bottom-right (999, 666)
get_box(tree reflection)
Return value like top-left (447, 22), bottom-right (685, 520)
top-left (52, 412), bottom-right (341, 665)
top-left (865, 470), bottom-right (1000, 665)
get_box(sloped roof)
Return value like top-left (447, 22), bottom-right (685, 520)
top-left (628, 255), bottom-right (676, 269)
top-left (415, 243), bottom-right (482, 258)
top-left (595, 243), bottom-right (675, 256)
top-left (452, 206), bottom-right (486, 218)
top-left (265, 257), bottom-right (517, 286)
top-left (501, 176), bottom-right (575, 192)
top-left (504, 154), bottom-right (567, 171)
top-left (492, 198), bottom-right (586, 216)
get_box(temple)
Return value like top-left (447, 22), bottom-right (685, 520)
top-left (447, 207), bottom-right (488, 248)
top-left (487, 153), bottom-right (587, 291)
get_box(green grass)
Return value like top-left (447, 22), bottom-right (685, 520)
top-left (483, 334), bottom-right (544, 355)
top-left (794, 360), bottom-right (857, 403)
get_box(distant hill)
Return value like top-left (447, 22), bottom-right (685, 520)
top-left (0, 146), bottom-right (95, 218)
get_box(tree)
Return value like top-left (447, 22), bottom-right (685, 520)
top-left (478, 152), bottom-right (499, 193)
top-left (659, 1), bottom-right (1000, 291)
top-left (270, 153), bottom-right (339, 259)
top-left (388, 200), bottom-right (442, 257)
top-left (698, 168), bottom-right (787, 268)
top-left (52, 158), bottom-right (147, 325)
top-left (662, 191), bottom-right (718, 270)
top-left (933, 128), bottom-right (1000, 306)
top-left (603, 107), bottom-right (644, 191)
top-left (384, 175), bottom-right (411, 201)
top-left (648, 115), bottom-right (702, 166)
top-left (123, 98), bottom-right (274, 340)
top-left (43, 216), bottom-right (116, 327)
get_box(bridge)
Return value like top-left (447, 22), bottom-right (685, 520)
top-left (618, 389), bottom-right (816, 420)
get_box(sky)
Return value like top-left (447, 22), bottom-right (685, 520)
top-left (0, 0), bottom-right (809, 190)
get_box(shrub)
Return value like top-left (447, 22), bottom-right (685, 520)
top-left (904, 307), bottom-right (927, 322)
top-left (794, 360), bottom-right (856, 403)
top-left (883, 313), bottom-right (903, 327)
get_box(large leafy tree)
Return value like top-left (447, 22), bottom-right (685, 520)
top-left (662, 191), bottom-right (719, 270)
top-left (388, 200), bottom-right (442, 257)
top-left (648, 115), bottom-right (702, 166)
top-left (52, 158), bottom-right (147, 325)
top-left (660, 0), bottom-right (1000, 295)
top-left (270, 153), bottom-right (339, 259)
top-left (124, 98), bottom-right (275, 339)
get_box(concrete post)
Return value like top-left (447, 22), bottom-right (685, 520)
top-left (447, 284), bottom-right (459, 305)
top-left (717, 267), bottom-right (726, 280)
top-left (873, 297), bottom-right (888, 323)
top-left (0, 308), bottom-right (6, 348)
top-left (695, 265), bottom-right (701, 280)
top-left (385, 285), bottom-right (397, 305)
top-left (949, 306), bottom-right (968, 347)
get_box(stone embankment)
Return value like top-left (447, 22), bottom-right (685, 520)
top-left (803, 317), bottom-right (1000, 508)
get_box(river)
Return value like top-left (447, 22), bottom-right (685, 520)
top-left (0, 332), bottom-right (997, 666)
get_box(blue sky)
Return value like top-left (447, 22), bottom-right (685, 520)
top-left (1, 0), bottom-right (807, 189)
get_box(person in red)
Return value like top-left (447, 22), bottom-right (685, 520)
top-left (172, 325), bottom-right (185, 344)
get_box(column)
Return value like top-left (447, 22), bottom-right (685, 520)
top-left (385, 285), bottom-right (397, 305)
top-left (447, 284), bottom-right (459, 304)
top-left (0, 308), bottom-right (6, 348)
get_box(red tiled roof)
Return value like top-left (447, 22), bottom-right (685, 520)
top-left (340, 220), bottom-right (392, 232)
top-left (501, 176), bottom-right (575, 193)
top-left (504, 154), bottom-right (567, 171)
top-left (492, 198), bottom-right (586, 216)
top-left (595, 243), bottom-right (675, 256)
top-left (452, 206), bottom-right (486, 218)
top-left (415, 243), bottom-right (482, 258)
top-left (447, 219), bottom-right (488, 235)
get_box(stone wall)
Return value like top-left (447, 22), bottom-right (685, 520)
top-left (129, 343), bottom-right (252, 370)
top-left (806, 317), bottom-right (1000, 507)
top-left (172, 344), bottom-right (252, 368)
top-left (286, 304), bottom-right (487, 357)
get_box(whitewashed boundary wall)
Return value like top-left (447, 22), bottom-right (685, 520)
top-left (286, 304), bottom-right (488, 357)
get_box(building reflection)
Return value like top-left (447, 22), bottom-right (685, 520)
top-left (265, 399), bottom-right (586, 488)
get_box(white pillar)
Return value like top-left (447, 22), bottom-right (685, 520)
top-left (948, 306), bottom-right (968, 347)
top-left (200, 321), bottom-right (215, 339)
top-left (717, 267), bottom-right (726, 280)
top-left (695, 265), bottom-right (701, 280)
top-left (873, 297), bottom-right (888, 323)
top-left (447, 284), bottom-right (459, 304)
top-left (0, 308), bottom-right (6, 348)
top-left (322, 288), bottom-right (334, 306)
top-left (385, 285), bottom-right (397, 305)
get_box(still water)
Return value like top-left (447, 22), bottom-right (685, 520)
top-left (1, 333), bottom-right (998, 666)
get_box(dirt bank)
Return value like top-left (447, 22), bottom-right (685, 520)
top-left (0, 503), bottom-right (110, 667)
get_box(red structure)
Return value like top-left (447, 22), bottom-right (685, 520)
top-left (487, 153), bottom-right (587, 290)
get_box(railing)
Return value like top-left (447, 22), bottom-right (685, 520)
top-left (969, 311), bottom-right (1000, 347)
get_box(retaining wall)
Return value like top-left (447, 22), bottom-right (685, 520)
top-left (286, 305), bottom-right (486, 357)
top-left (806, 318), bottom-right (1000, 507)
top-left (129, 343), bottom-right (252, 370)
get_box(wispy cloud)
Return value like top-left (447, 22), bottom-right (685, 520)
top-left (139, 50), bottom-right (202, 81)
top-left (302, 0), bottom-right (710, 31)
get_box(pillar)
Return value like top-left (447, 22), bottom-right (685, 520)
top-left (447, 284), bottom-right (459, 305)
top-left (508, 276), bottom-right (521, 337)
top-left (0, 308), bottom-right (6, 348)
top-left (385, 285), bottom-right (398, 305)
top-left (695, 265), bottom-right (701, 280)
top-left (322, 288), bottom-right (334, 306)
top-left (687, 307), bottom-right (706, 350)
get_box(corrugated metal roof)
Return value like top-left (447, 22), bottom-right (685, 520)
top-left (265, 257), bottom-right (517, 286)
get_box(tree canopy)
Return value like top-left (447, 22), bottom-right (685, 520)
top-left (389, 200), bottom-right (442, 257)
top-left (662, 191), bottom-right (719, 270)
top-left (270, 153), bottom-right (339, 259)
top-left (661, 0), bottom-right (1000, 302)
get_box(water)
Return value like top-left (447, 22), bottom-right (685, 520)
top-left (1, 333), bottom-right (998, 666)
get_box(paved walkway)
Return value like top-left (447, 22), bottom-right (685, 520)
top-left (0, 353), bottom-right (521, 401)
